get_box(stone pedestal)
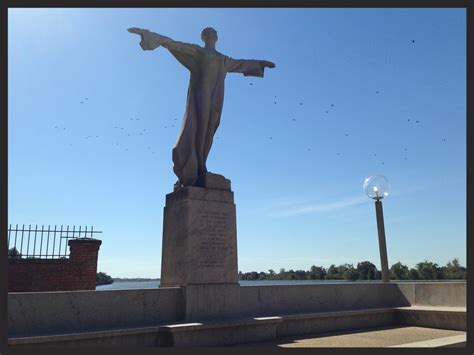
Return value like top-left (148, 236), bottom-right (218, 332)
top-left (160, 181), bottom-right (240, 321)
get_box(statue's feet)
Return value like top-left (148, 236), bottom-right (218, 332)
top-left (196, 172), bottom-right (231, 191)
top-left (173, 180), bottom-right (183, 192)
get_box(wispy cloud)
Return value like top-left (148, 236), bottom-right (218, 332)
top-left (273, 196), bottom-right (369, 217)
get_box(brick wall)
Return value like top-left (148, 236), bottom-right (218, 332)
top-left (8, 238), bottom-right (102, 292)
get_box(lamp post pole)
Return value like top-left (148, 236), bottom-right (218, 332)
top-left (374, 199), bottom-right (390, 282)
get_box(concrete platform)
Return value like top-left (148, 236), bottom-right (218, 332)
top-left (240, 326), bottom-right (466, 348)
top-left (9, 305), bottom-right (466, 347)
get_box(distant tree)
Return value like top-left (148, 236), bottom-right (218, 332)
top-left (8, 247), bottom-right (22, 259)
top-left (267, 269), bottom-right (276, 280)
top-left (258, 272), bottom-right (267, 280)
top-left (249, 271), bottom-right (259, 280)
top-left (287, 269), bottom-right (297, 280)
top-left (416, 261), bottom-right (440, 280)
top-left (390, 261), bottom-right (410, 280)
top-left (308, 265), bottom-right (326, 280)
top-left (336, 264), bottom-right (352, 279)
top-left (357, 261), bottom-right (378, 280)
top-left (409, 268), bottom-right (419, 280)
top-left (343, 266), bottom-right (359, 281)
top-left (442, 258), bottom-right (466, 280)
top-left (327, 264), bottom-right (341, 280)
top-left (293, 269), bottom-right (307, 280)
top-left (96, 272), bottom-right (113, 285)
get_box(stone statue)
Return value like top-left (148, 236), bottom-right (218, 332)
top-left (128, 27), bottom-right (276, 189)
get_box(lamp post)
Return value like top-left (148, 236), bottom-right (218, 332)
top-left (363, 175), bottom-right (391, 283)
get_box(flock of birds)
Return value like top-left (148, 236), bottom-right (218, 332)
top-left (51, 39), bottom-right (449, 167)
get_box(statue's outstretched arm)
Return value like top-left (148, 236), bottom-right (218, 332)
top-left (128, 28), bottom-right (200, 56)
top-left (225, 56), bottom-right (276, 77)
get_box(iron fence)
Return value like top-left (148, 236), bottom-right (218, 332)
top-left (7, 224), bottom-right (102, 259)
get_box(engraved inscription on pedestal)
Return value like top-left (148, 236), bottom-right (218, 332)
top-left (198, 210), bottom-right (233, 268)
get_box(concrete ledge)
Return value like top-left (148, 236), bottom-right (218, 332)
top-left (8, 287), bottom-right (184, 337)
top-left (157, 317), bottom-right (282, 347)
top-left (9, 325), bottom-right (163, 347)
top-left (395, 306), bottom-right (466, 331)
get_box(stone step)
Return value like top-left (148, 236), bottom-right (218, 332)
top-left (394, 306), bottom-right (466, 331)
top-left (277, 307), bottom-right (397, 338)
top-left (157, 316), bottom-right (282, 346)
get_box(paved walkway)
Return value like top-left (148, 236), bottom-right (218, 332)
top-left (241, 326), bottom-right (465, 348)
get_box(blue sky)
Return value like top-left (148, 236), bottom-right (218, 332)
top-left (8, 8), bottom-right (466, 277)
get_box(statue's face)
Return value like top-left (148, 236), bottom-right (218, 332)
top-left (202, 29), bottom-right (218, 46)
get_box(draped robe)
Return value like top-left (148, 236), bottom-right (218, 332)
top-left (141, 31), bottom-right (268, 187)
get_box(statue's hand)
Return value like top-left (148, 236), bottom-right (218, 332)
top-left (262, 60), bottom-right (276, 69)
top-left (128, 27), bottom-right (146, 35)
top-left (128, 28), bottom-right (156, 51)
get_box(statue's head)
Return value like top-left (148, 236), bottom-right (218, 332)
top-left (201, 27), bottom-right (218, 46)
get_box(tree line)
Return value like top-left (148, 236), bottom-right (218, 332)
top-left (96, 272), bottom-right (114, 285)
top-left (238, 259), bottom-right (466, 281)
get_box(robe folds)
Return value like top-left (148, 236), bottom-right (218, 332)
top-left (141, 31), bottom-right (267, 187)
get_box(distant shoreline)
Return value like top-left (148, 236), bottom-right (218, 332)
top-left (113, 278), bottom-right (160, 282)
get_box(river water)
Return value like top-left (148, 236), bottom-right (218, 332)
top-left (96, 279), bottom-right (376, 290)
